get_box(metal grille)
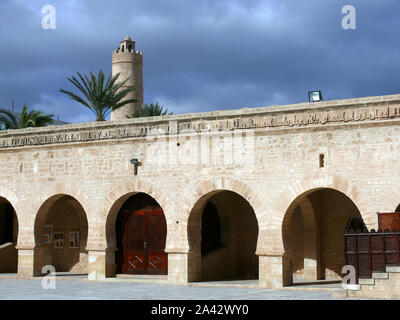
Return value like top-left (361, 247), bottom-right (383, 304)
top-left (357, 254), bottom-right (371, 277)
top-left (344, 230), bottom-right (400, 281)
top-left (371, 235), bottom-right (384, 251)
top-left (371, 253), bottom-right (385, 272)
top-left (346, 236), bottom-right (356, 251)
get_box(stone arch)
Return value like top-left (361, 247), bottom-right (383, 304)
top-left (102, 180), bottom-right (171, 277)
top-left (22, 183), bottom-right (90, 246)
top-left (33, 194), bottom-right (88, 246)
top-left (183, 177), bottom-right (263, 230)
top-left (281, 187), bottom-right (364, 285)
top-left (184, 177), bottom-right (261, 282)
top-left (182, 177), bottom-right (264, 253)
top-left (269, 174), bottom-right (371, 287)
top-left (0, 186), bottom-right (20, 221)
top-left (270, 174), bottom-right (372, 234)
top-left (32, 183), bottom-right (91, 216)
top-left (14, 184), bottom-right (91, 249)
top-left (104, 180), bottom-right (172, 250)
top-left (33, 191), bottom-right (89, 275)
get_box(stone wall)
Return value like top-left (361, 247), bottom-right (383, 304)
top-left (0, 94), bottom-right (399, 288)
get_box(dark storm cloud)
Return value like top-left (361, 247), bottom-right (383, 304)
top-left (0, 0), bottom-right (399, 123)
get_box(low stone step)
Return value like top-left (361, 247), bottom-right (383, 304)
top-left (386, 266), bottom-right (400, 273)
top-left (359, 278), bottom-right (374, 285)
top-left (344, 284), bottom-right (360, 291)
top-left (331, 290), bottom-right (347, 298)
top-left (372, 272), bottom-right (388, 279)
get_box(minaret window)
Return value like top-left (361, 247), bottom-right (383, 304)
top-left (128, 45), bottom-right (132, 52)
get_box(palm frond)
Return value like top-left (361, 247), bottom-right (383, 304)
top-left (129, 102), bottom-right (173, 118)
top-left (0, 108), bottom-right (18, 129)
top-left (60, 70), bottom-right (137, 121)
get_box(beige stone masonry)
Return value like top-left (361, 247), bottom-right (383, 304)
top-left (1, 94), bottom-right (400, 288)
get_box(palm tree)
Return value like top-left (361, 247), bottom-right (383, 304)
top-left (129, 102), bottom-right (172, 118)
top-left (60, 70), bottom-right (137, 121)
top-left (0, 104), bottom-right (54, 130)
top-left (0, 109), bottom-right (18, 129)
top-left (19, 104), bottom-right (54, 128)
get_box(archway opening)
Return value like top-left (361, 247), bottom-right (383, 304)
top-left (113, 193), bottom-right (168, 276)
top-left (0, 198), bottom-right (18, 273)
top-left (188, 190), bottom-right (259, 282)
top-left (282, 188), bottom-right (363, 286)
top-left (34, 195), bottom-right (88, 276)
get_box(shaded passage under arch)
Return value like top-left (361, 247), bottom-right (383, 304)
top-left (188, 190), bottom-right (259, 282)
top-left (201, 202), bottom-right (222, 256)
top-left (34, 195), bottom-right (88, 275)
top-left (282, 188), bottom-right (363, 285)
top-left (0, 199), bottom-right (18, 273)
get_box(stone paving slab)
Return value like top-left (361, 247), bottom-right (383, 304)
top-left (0, 278), bottom-right (367, 300)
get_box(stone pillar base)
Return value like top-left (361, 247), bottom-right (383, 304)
top-left (17, 248), bottom-right (35, 278)
top-left (87, 249), bottom-right (115, 281)
top-left (167, 253), bottom-right (192, 284)
top-left (259, 253), bottom-right (292, 288)
top-left (165, 248), bottom-right (199, 284)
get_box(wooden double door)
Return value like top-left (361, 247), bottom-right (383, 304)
top-left (121, 208), bottom-right (168, 275)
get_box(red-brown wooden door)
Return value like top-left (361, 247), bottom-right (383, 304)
top-left (122, 208), bottom-right (167, 275)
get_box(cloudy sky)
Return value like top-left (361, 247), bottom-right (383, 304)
top-left (0, 0), bottom-right (399, 123)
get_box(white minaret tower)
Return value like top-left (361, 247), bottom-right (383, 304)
top-left (110, 36), bottom-right (143, 120)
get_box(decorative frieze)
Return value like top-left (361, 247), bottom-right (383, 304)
top-left (0, 102), bottom-right (399, 148)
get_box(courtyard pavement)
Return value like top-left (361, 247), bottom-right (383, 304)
top-left (0, 278), bottom-right (363, 300)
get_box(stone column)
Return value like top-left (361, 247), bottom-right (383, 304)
top-left (165, 215), bottom-right (197, 284)
top-left (86, 247), bottom-right (116, 280)
top-left (16, 247), bottom-right (35, 278)
top-left (165, 249), bottom-right (188, 284)
top-left (165, 245), bottom-right (202, 284)
top-left (258, 252), bottom-right (292, 288)
top-left (15, 209), bottom-right (37, 278)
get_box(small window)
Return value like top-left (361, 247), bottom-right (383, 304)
top-left (128, 45), bottom-right (133, 52)
top-left (121, 45), bottom-right (125, 52)
top-left (319, 154), bottom-right (325, 168)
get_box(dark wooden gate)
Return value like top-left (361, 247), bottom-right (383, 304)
top-left (378, 213), bottom-right (400, 231)
top-left (122, 208), bottom-right (167, 275)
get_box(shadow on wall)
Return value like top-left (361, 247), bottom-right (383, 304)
top-left (0, 201), bottom-right (18, 273)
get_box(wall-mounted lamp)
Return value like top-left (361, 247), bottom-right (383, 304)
top-left (130, 158), bottom-right (142, 175)
top-left (308, 90), bottom-right (323, 102)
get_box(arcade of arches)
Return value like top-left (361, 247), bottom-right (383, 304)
top-left (0, 187), bottom-right (375, 288)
